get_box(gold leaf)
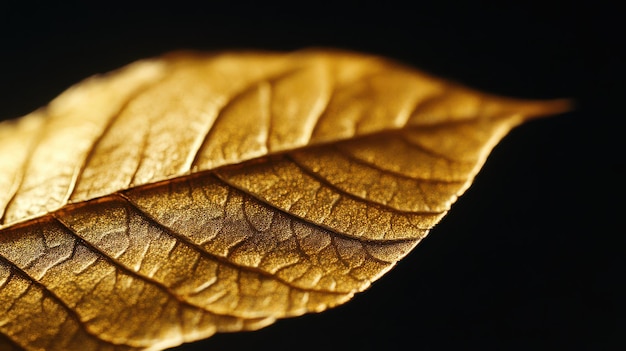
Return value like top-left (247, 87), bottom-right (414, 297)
top-left (0, 50), bottom-right (569, 350)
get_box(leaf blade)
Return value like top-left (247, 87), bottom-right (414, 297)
top-left (0, 49), bottom-right (569, 350)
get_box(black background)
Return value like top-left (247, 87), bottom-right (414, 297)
top-left (1, 1), bottom-right (623, 350)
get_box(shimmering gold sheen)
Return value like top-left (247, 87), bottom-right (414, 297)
top-left (0, 50), bottom-right (569, 350)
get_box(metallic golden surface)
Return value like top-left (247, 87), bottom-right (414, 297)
top-left (0, 50), bottom-right (570, 350)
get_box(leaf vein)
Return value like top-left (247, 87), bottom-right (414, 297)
top-left (116, 192), bottom-right (347, 296)
top-left (66, 76), bottom-right (167, 203)
top-left (212, 171), bottom-right (429, 241)
top-left (188, 69), bottom-right (301, 172)
top-left (333, 146), bottom-right (467, 184)
top-left (0, 330), bottom-right (27, 351)
top-left (0, 114), bottom-right (50, 225)
top-left (0, 252), bottom-right (134, 349)
top-left (50, 215), bottom-right (251, 320)
top-left (285, 155), bottom-right (443, 217)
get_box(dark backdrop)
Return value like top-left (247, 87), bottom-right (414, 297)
top-left (1, 2), bottom-right (622, 350)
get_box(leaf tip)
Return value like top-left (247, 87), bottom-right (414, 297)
top-left (516, 97), bottom-right (574, 121)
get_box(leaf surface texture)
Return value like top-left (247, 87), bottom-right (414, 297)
top-left (0, 50), bottom-right (569, 350)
